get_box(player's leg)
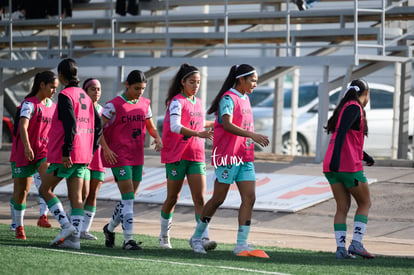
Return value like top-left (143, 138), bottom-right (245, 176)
top-left (41, 164), bottom-right (79, 247)
top-left (159, 172), bottom-right (184, 249)
top-left (330, 180), bottom-right (353, 259)
top-left (36, 161), bottom-right (52, 228)
top-left (187, 164), bottom-right (217, 251)
top-left (81, 171), bottom-right (103, 240)
top-left (348, 177), bottom-right (374, 259)
top-left (233, 179), bottom-right (255, 255)
top-left (12, 176), bottom-right (32, 239)
top-left (190, 178), bottom-right (230, 254)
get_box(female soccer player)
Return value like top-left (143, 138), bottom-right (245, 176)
top-left (189, 64), bottom-right (269, 255)
top-left (10, 71), bottom-right (58, 239)
top-left (39, 58), bottom-right (102, 249)
top-left (101, 70), bottom-right (162, 250)
top-left (323, 79), bottom-right (375, 259)
top-left (80, 78), bottom-right (105, 240)
top-left (159, 64), bottom-right (216, 250)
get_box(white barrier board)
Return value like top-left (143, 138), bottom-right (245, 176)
top-left (0, 167), bottom-right (376, 213)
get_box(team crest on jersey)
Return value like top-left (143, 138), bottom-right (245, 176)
top-left (246, 138), bottom-right (254, 147)
top-left (119, 168), bottom-right (126, 176)
top-left (171, 168), bottom-right (177, 177)
top-left (221, 170), bottom-right (229, 179)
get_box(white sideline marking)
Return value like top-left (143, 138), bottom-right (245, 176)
top-left (0, 244), bottom-right (291, 275)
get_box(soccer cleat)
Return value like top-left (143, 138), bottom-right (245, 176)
top-left (189, 237), bottom-right (206, 254)
top-left (50, 223), bottom-right (76, 246)
top-left (56, 235), bottom-right (81, 250)
top-left (348, 241), bottom-right (375, 259)
top-left (233, 244), bottom-right (254, 256)
top-left (159, 235), bottom-right (172, 249)
top-left (10, 223), bottom-right (17, 231)
top-left (80, 231), bottom-right (98, 240)
top-left (103, 223), bottom-right (115, 248)
top-left (15, 226), bottom-right (26, 240)
top-left (336, 247), bottom-right (356, 259)
top-left (122, 240), bottom-right (142, 250)
top-left (202, 237), bottom-right (217, 251)
top-left (37, 215), bottom-right (52, 228)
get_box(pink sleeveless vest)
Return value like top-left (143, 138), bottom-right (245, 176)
top-left (323, 100), bottom-right (365, 172)
top-left (10, 97), bottom-right (56, 167)
top-left (47, 87), bottom-right (95, 164)
top-left (212, 90), bottom-right (255, 166)
top-left (88, 104), bottom-right (105, 172)
top-left (102, 96), bottom-right (150, 167)
top-left (161, 94), bottom-right (205, 163)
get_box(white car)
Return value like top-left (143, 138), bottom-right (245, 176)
top-left (252, 83), bottom-right (414, 158)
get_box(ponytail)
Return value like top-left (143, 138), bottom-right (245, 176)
top-left (207, 64), bottom-right (255, 115)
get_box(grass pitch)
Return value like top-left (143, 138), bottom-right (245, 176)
top-left (0, 224), bottom-right (413, 275)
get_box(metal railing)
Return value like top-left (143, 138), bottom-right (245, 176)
top-left (0, 0), bottom-right (412, 66)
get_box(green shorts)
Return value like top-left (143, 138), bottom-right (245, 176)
top-left (11, 158), bottom-right (46, 178)
top-left (165, 160), bottom-right (206, 181)
top-left (47, 163), bottom-right (88, 179)
top-left (215, 162), bottom-right (255, 184)
top-left (324, 171), bottom-right (367, 188)
top-left (111, 165), bottom-right (143, 182)
top-left (84, 169), bottom-right (91, 181)
top-left (90, 170), bottom-right (105, 181)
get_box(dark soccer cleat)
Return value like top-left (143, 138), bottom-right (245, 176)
top-left (122, 240), bottom-right (142, 250)
top-left (103, 223), bottom-right (115, 248)
top-left (202, 237), bottom-right (217, 251)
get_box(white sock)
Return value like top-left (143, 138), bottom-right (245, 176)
top-left (196, 216), bottom-right (210, 239)
top-left (121, 199), bottom-right (134, 241)
top-left (82, 210), bottom-right (95, 233)
top-left (352, 221), bottom-right (367, 243)
top-left (108, 201), bottom-right (122, 232)
top-left (33, 173), bottom-right (49, 216)
top-left (14, 208), bottom-right (25, 227)
top-left (10, 200), bottom-right (16, 226)
top-left (160, 216), bottom-right (172, 237)
top-left (202, 224), bottom-right (210, 239)
top-left (335, 230), bottom-right (347, 248)
top-left (71, 214), bottom-right (83, 239)
top-left (49, 201), bottom-right (70, 227)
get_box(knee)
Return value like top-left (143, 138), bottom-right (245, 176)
top-left (210, 197), bottom-right (225, 208)
top-left (336, 201), bottom-right (351, 214)
top-left (165, 194), bottom-right (180, 206)
top-left (241, 193), bottom-right (256, 207)
top-left (192, 195), bottom-right (205, 208)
